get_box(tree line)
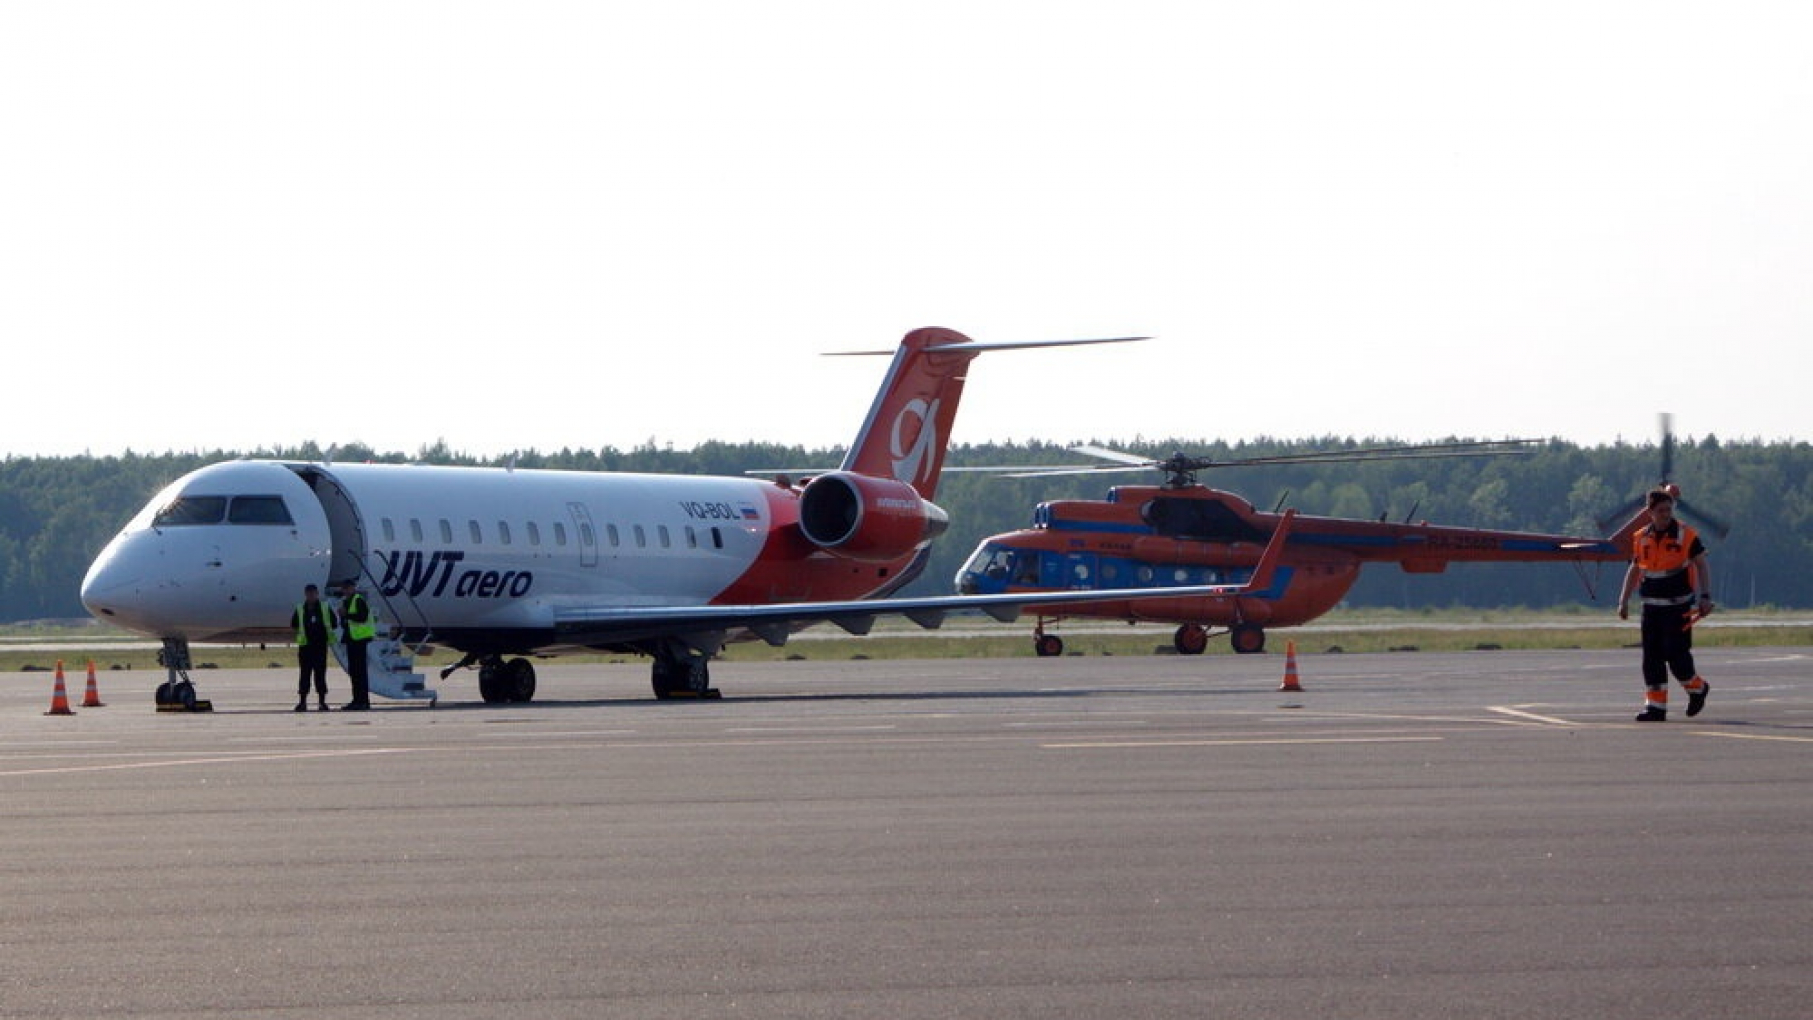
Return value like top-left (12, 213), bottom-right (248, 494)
top-left (3, 435), bottom-right (1808, 623)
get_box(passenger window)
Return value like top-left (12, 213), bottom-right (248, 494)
top-left (498, 521), bottom-right (512, 545)
top-left (382, 518), bottom-right (396, 542)
top-left (711, 527), bottom-right (724, 549)
top-left (554, 522), bottom-right (568, 546)
top-left (440, 519), bottom-right (453, 544)
top-left (685, 526), bottom-right (698, 549)
top-left (527, 522), bottom-right (541, 547)
top-left (633, 525), bottom-right (646, 548)
top-left (410, 519), bottom-right (424, 543)
top-left (605, 524), bottom-right (618, 547)
top-left (228, 496), bottom-right (293, 525)
top-left (153, 496), bottom-right (227, 527)
top-left (658, 525), bottom-right (671, 548)
top-left (469, 520), bottom-right (483, 544)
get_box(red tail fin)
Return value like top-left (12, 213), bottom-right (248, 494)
top-left (836, 328), bottom-right (1146, 500)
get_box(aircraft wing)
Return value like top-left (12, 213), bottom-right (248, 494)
top-left (551, 511), bottom-right (1295, 649)
top-left (551, 580), bottom-right (1258, 648)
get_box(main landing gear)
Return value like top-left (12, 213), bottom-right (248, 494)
top-left (650, 642), bottom-right (719, 700)
top-left (1029, 621), bottom-right (1268, 656)
top-left (441, 653), bottom-right (538, 703)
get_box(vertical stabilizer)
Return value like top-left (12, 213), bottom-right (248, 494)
top-left (835, 328), bottom-right (1145, 500)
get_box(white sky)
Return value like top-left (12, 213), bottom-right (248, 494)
top-left (3, 2), bottom-right (1809, 459)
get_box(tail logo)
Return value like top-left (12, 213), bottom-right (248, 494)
top-left (890, 397), bottom-right (941, 488)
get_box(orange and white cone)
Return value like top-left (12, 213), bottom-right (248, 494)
top-left (46, 660), bottom-right (76, 716)
top-left (1278, 640), bottom-right (1303, 692)
top-left (82, 659), bottom-right (106, 708)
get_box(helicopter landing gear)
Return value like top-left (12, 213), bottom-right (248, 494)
top-left (1230, 623), bottom-right (1267, 655)
top-left (1172, 624), bottom-right (1209, 655)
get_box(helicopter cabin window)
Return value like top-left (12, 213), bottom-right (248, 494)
top-left (227, 496), bottom-right (293, 525)
top-left (409, 518), bottom-right (424, 543)
top-left (1015, 553), bottom-right (1040, 585)
top-left (469, 520), bottom-right (483, 544)
top-left (381, 518), bottom-right (396, 543)
top-left (553, 522), bottom-right (568, 546)
top-left (527, 522), bottom-right (541, 547)
top-left (154, 496), bottom-right (227, 527)
top-left (498, 521), bottom-right (512, 546)
top-left (440, 519), bottom-right (454, 544)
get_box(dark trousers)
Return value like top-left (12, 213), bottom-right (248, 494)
top-left (345, 639), bottom-right (370, 705)
top-left (298, 643), bottom-right (329, 701)
top-left (1640, 602), bottom-right (1697, 689)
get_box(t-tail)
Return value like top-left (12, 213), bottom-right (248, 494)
top-left (835, 328), bottom-right (1147, 500)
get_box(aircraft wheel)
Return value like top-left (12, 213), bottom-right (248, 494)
top-left (1230, 624), bottom-right (1267, 655)
top-left (651, 658), bottom-right (681, 700)
top-left (477, 661), bottom-right (508, 703)
top-left (1173, 624), bottom-right (1209, 655)
top-left (505, 657), bottom-right (536, 703)
top-left (154, 680), bottom-right (174, 706)
top-left (1035, 634), bottom-right (1064, 657)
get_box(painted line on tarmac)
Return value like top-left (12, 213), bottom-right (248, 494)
top-left (1488, 705), bottom-right (1593, 728)
top-left (1040, 736), bottom-right (1445, 749)
top-left (0, 747), bottom-right (420, 777)
top-left (1693, 731), bottom-right (1813, 744)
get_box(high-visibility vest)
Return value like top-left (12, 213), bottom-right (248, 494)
top-left (294, 601), bottom-right (339, 646)
top-left (341, 592), bottom-right (377, 641)
top-left (1633, 521), bottom-right (1701, 600)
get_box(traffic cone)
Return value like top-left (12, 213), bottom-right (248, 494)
top-left (1278, 640), bottom-right (1303, 692)
top-left (82, 659), bottom-right (106, 708)
top-left (45, 660), bottom-right (76, 715)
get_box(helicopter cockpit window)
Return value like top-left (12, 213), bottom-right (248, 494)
top-left (227, 496), bottom-right (294, 525)
top-left (153, 496), bottom-right (228, 527)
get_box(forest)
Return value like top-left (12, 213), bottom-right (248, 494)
top-left (2, 435), bottom-right (1809, 623)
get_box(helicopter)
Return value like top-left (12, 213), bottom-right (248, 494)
top-left (953, 439), bottom-right (1637, 656)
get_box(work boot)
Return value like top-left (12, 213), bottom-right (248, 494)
top-left (294, 700), bottom-right (307, 713)
top-left (1686, 682), bottom-right (1710, 718)
top-left (319, 698), bottom-right (330, 711)
top-left (342, 701), bottom-right (370, 712)
top-left (1635, 706), bottom-right (1667, 723)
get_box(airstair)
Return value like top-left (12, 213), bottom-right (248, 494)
top-left (333, 626), bottom-right (439, 705)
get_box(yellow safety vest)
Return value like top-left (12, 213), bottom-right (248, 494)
top-left (341, 592), bottom-right (377, 642)
top-left (294, 601), bottom-right (339, 646)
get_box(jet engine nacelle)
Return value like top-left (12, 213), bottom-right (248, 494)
top-left (798, 472), bottom-right (950, 562)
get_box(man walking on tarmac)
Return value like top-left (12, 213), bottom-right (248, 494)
top-left (337, 578), bottom-right (375, 711)
top-left (1617, 487), bottom-right (1713, 722)
top-left (289, 584), bottom-right (337, 711)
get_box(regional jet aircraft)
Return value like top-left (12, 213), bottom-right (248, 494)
top-left (81, 328), bottom-right (1284, 707)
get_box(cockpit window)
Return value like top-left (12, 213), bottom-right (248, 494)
top-left (228, 496), bottom-right (294, 525)
top-left (153, 496), bottom-right (228, 527)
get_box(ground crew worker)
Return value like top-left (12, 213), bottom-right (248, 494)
top-left (1617, 487), bottom-right (1712, 722)
top-left (289, 583), bottom-right (338, 711)
top-left (337, 578), bottom-right (375, 711)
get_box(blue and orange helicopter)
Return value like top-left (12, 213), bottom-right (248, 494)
top-left (952, 437), bottom-right (1705, 656)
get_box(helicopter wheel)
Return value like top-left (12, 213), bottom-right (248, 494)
top-left (1034, 633), bottom-right (1065, 657)
top-left (1172, 624), bottom-right (1209, 655)
top-left (1230, 624), bottom-right (1266, 655)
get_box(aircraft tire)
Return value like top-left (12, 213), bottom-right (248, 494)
top-left (1035, 634), bottom-right (1064, 657)
top-left (1173, 624), bottom-right (1209, 655)
top-left (154, 680), bottom-right (173, 706)
top-left (477, 662), bottom-right (508, 704)
top-left (505, 657), bottom-right (536, 703)
top-left (1230, 624), bottom-right (1267, 655)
